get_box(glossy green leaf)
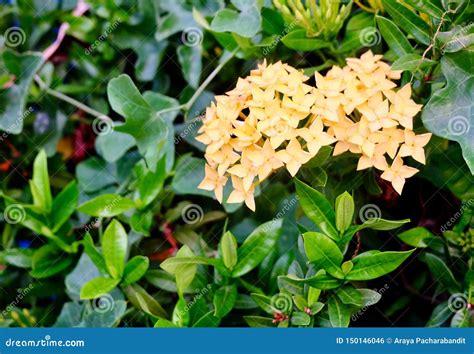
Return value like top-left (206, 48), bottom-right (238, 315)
top-left (102, 220), bottom-right (128, 279)
top-left (122, 256), bottom-right (149, 286)
top-left (391, 53), bottom-right (437, 71)
top-left (77, 194), bottom-right (135, 217)
top-left (303, 232), bottom-right (344, 279)
top-left (382, 0), bottom-right (432, 45)
top-left (346, 249), bottom-right (415, 280)
top-left (231, 219), bottom-right (282, 277)
top-left (335, 192), bottom-right (354, 233)
top-left (328, 296), bottom-right (350, 327)
top-left (376, 16), bottom-right (414, 57)
top-left (282, 29), bottom-right (330, 51)
top-left (51, 181), bottom-right (79, 232)
top-left (220, 231), bottom-right (238, 270)
top-left (213, 284), bottom-right (237, 318)
top-left (397, 227), bottom-right (436, 248)
top-left (295, 180), bottom-right (338, 240)
top-left (30, 150), bottom-right (52, 213)
top-left (122, 283), bottom-right (167, 319)
top-left (425, 253), bottom-right (461, 294)
top-left (80, 277), bottom-right (120, 299)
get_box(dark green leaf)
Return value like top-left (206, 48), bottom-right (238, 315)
top-left (213, 284), bottom-right (237, 318)
top-left (303, 232), bottom-right (344, 279)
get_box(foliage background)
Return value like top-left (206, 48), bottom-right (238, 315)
top-left (0, 0), bottom-right (472, 328)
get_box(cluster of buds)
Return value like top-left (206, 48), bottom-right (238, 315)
top-left (273, 0), bottom-right (352, 39)
top-left (197, 51), bottom-right (431, 211)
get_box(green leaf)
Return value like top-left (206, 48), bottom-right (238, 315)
top-left (177, 45), bottom-right (202, 88)
top-left (211, 0), bottom-right (262, 38)
top-left (172, 298), bottom-right (190, 327)
top-left (136, 158), bottom-right (166, 208)
top-left (244, 316), bottom-right (275, 327)
top-left (391, 53), bottom-right (437, 71)
top-left (161, 256), bottom-right (225, 274)
top-left (231, 219), bottom-right (282, 277)
top-left (220, 231), bottom-right (238, 270)
top-left (376, 16), bottom-right (414, 57)
top-left (286, 272), bottom-right (344, 290)
top-left (425, 253), bottom-right (461, 294)
top-left (291, 312), bottom-right (311, 326)
top-left (122, 283), bottom-right (167, 319)
top-left (358, 289), bottom-right (382, 306)
top-left (403, 0), bottom-right (445, 19)
top-left (30, 244), bottom-right (73, 278)
top-left (80, 277), bottom-right (120, 299)
top-left (122, 256), bottom-right (149, 286)
top-left (358, 218), bottom-right (410, 231)
top-left (382, 0), bottom-right (432, 45)
top-left (328, 296), bottom-right (350, 327)
top-left (174, 246), bottom-right (197, 296)
top-left (82, 233), bottom-right (108, 275)
top-left (30, 150), bottom-right (52, 213)
top-left (346, 249), bottom-right (415, 280)
top-left (95, 129), bottom-right (136, 163)
top-left (295, 180), bottom-right (338, 240)
top-left (0, 50), bottom-right (43, 134)
top-left (51, 181), bottom-right (79, 232)
top-left (281, 29), bottom-right (330, 51)
top-left (337, 286), bottom-right (362, 307)
top-left (438, 24), bottom-right (474, 54)
top-left (250, 293), bottom-right (276, 315)
top-left (422, 52), bottom-right (474, 174)
top-left (397, 227), bottom-right (435, 248)
top-left (107, 74), bottom-right (169, 171)
top-left (303, 232), bottom-right (344, 279)
top-left (335, 192), bottom-right (354, 233)
top-left (213, 284), bottom-right (238, 318)
top-left (426, 301), bottom-right (452, 327)
top-left (77, 194), bottom-right (135, 217)
top-left (102, 220), bottom-right (128, 279)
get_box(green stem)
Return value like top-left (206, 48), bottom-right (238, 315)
top-left (34, 75), bottom-right (112, 120)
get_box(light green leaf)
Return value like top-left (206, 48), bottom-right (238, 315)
top-left (30, 150), bottom-right (52, 213)
top-left (77, 194), bottom-right (135, 217)
top-left (391, 53), bottom-right (437, 71)
top-left (397, 227), bottom-right (435, 248)
top-left (174, 246), bottom-right (197, 296)
top-left (303, 232), bottom-right (344, 279)
top-left (122, 256), bottom-right (149, 286)
top-left (211, 0), bottom-right (262, 38)
top-left (122, 283), bottom-right (167, 319)
top-left (346, 249), bottom-right (415, 280)
top-left (51, 181), bottom-right (79, 232)
top-left (220, 231), bottom-right (238, 270)
top-left (80, 277), bottom-right (120, 299)
top-left (335, 192), bottom-right (354, 233)
top-left (102, 220), bottom-right (128, 279)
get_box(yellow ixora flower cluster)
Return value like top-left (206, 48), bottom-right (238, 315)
top-left (197, 51), bottom-right (431, 210)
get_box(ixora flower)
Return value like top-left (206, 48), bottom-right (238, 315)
top-left (197, 51), bottom-right (431, 210)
